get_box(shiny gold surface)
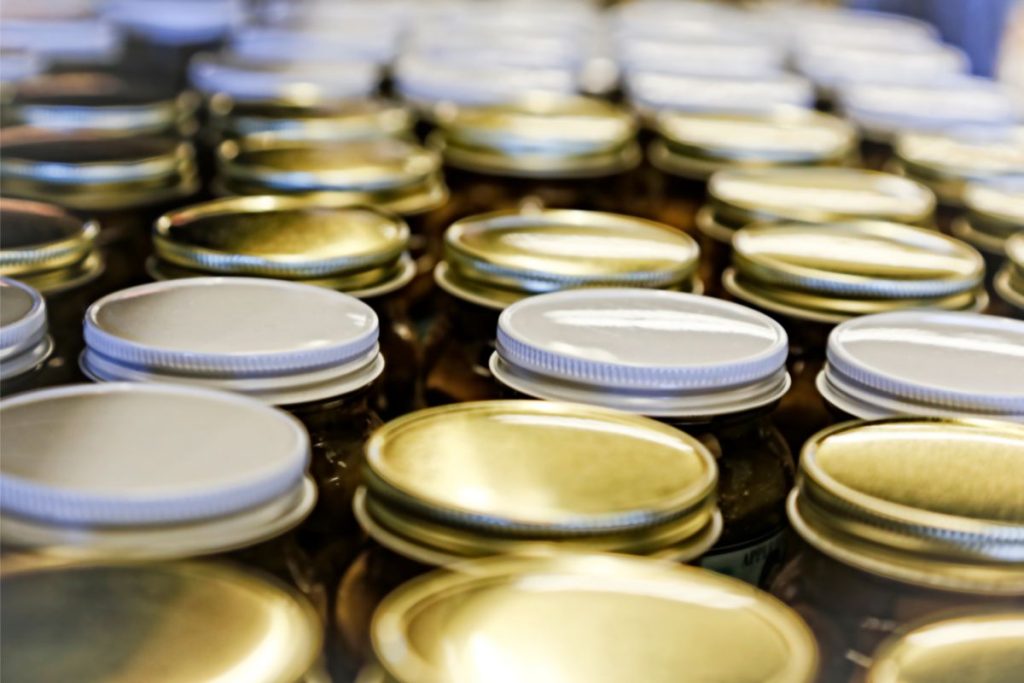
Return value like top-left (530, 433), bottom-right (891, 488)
top-left (868, 612), bottom-right (1024, 683)
top-left (708, 168), bottom-right (936, 229)
top-left (435, 93), bottom-right (640, 177)
top-left (373, 554), bottom-right (818, 683)
top-left (1, 562), bottom-right (322, 683)
top-left (364, 401), bottom-right (716, 533)
top-left (896, 129), bottom-right (1024, 183)
top-left (962, 181), bottom-right (1024, 248)
top-left (995, 232), bottom-right (1024, 311)
top-left (438, 209), bottom-right (699, 308)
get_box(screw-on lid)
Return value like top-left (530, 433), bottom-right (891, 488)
top-left (82, 277), bottom-right (383, 405)
top-left (707, 167), bottom-right (936, 231)
top-left (795, 42), bottom-right (968, 92)
top-left (1, 562), bottom-right (322, 683)
top-left (217, 136), bottom-right (447, 217)
top-left (0, 383), bottom-right (314, 557)
top-left (437, 208), bottom-right (700, 309)
top-left (626, 72), bottom-right (814, 118)
top-left (995, 232), bottom-right (1024, 314)
top-left (791, 418), bottom-right (1024, 593)
top-left (819, 310), bottom-right (1024, 420)
top-left (431, 94), bottom-right (640, 179)
top-left (618, 40), bottom-right (786, 79)
top-left (151, 197), bottom-right (413, 298)
top-left (190, 53), bottom-right (382, 102)
top-left (650, 108), bottom-right (857, 180)
top-left (953, 180), bottom-right (1024, 256)
top-left (492, 288), bottom-right (790, 417)
top-left (0, 277), bottom-right (53, 382)
top-left (724, 221), bottom-right (986, 323)
top-left (1, 16), bottom-right (121, 64)
top-left (372, 554), bottom-right (818, 683)
top-left (105, 0), bottom-right (242, 45)
top-left (868, 612), bottom-right (1024, 683)
top-left (0, 197), bottom-right (103, 294)
top-left (229, 24), bottom-right (400, 65)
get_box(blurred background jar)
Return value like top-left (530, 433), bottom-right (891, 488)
top-left (0, 278), bottom-right (55, 395)
top-left (951, 180), bottom-right (1024, 299)
top-left (995, 231), bottom-right (1024, 318)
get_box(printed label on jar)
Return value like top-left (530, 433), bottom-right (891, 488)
top-left (700, 529), bottom-right (787, 586)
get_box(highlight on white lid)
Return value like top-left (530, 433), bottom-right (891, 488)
top-left (0, 277), bottom-right (52, 383)
top-left (796, 42), bottom-right (968, 91)
top-left (0, 382), bottom-right (314, 558)
top-left (626, 72), bottom-right (814, 117)
top-left (82, 277), bottom-right (382, 405)
top-left (619, 41), bottom-right (786, 80)
top-left (491, 288), bottom-right (790, 417)
top-left (189, 53), bottom-right (382, 101)
top-left (818, 310), bottom-right (1024, 421)
top-left (229, 24), bottom-right (400, 65)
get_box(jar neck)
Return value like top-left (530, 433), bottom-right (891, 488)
top-left (661, 403), bottom-right (780, 438)
top-left (445, 292), bottom-right (503, 342)
top-left (282, 383), bottom-right (377, 431)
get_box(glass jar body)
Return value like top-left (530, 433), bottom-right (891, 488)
top-left (363, 291), bottom-right (422, 418)
top-left (422, 292), bottom-right (503, 406)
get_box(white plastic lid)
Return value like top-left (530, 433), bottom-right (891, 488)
top-left (492, 288), bottom-right (790, 417)
top-left (105, 0), bottom-right (242, 44)
top-left (797, 43), bottom-right (968, 90)
top-left (189, 53), bottom-right (381, 100)
top-left (0, 382), bottom-right (312, 548)
top-left (619, 40), bottom-right (785, 79)
top-left (82, 277), bottom-right (382, 405)
top-left (819, 310), bottom-right (1024, 420)
top-left (626, 72), bottom-right (814, 116)
top-left (0, 278), bottom-right (52, 382)
top-left (229, 24), bottom-right (400, 65)
top-left (0, 18), bottom-right (121, 63)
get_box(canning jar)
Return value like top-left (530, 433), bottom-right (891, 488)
top-left (0, 382), bottom-right (323, 608)
top-left (817, 310), bottom-right (1024, 423)
top-left (772, 418), bottom-right (1024, 683)
top-left (722, 219), bottom-right (987, 452)
top-left (335, 400), bottom-right (721, 668)
top-left (866, 611), bottom-right (1024, 683)
top-left (425, 208), bottom-right (700, 405)
top-left (0, 278), bottom-right (54, 394)
top-left (149, 197), bottom-right (420, 417)
top-left (951, 180), bottom-right (1024, 297)
top-left (995, 232), bottom-right (1024, 319)
top-left (2, 561), bottom-right (327, 683)
top-left (355, 554), bottom-right (818, 683)
top-left (490, 288), bottom-right (795, 586)
top-left (699, 167), bottom-right (935, 295)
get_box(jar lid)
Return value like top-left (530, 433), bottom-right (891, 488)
top-left (819, 310), bottom-right (1024, 420)
top-left (953, 180), bottom-right (1024, 255)
top-left (82, 278), bottom-right (383, 405)
top-left (229, 24), bottom-right (399, 65)
top-left (0, 383), bottom-right (315, 557)
top-left (795, 43), bottom-right (968, 91)
top-left (436, 208), bottom-right (700, 309)
top-left (372, 554), bottom-right (818, 683)
top-left (707, 167), bottom-right (936, 231)
top-left (626, 73), bottom-right (814, 118)
top-left (217, 136), bottom-right (447, 216)
top-left (152, 197), bottom-right (413, 297)
top-left (724, 221), bottom-right (986, 323)
top-left (190, 53), bottom-right (382, 102)
top-left (0, 277), bottom-right (53, 382)
top-left (995, 232), bottom-right (1024, 314)
top-left (1, 562), bottom-right (322, 683)
top-left (0, 130), bottom-right (198, 211)
top-left (357, 401), bottom-right (719, 562)
top-left (791, 418), bottom-right (1024, 593)
top-left (0, 198), bottom-right (103, 294)
top-left (868, 612), bottom-right (1024, 683)
top-left (105, 0), bottom-right (242, 45)
top-left (1, 17), bottom-right (121, 64)
top-left (618, 41), bottom-right (786, 79)
top-left (492, 288), bottom-right (790, 417)
top-left (650, 108), bottom-right (856, 180)
top-left (432, 94), bottom-right (639, 178)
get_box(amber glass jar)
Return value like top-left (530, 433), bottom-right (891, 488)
top-left (699, 167), bottom-right (936, 297)
top-left (772, 419), bottom-right (1024, 683)
top-left (149, 197), bottom-right (421, 418)
top-left (2, 562), bottom-right (328, 683)
top-left (0, 278), bottom-right (55, 395)
top-left (334, 401), bottom-right (721, 672)
top-left (356, 554), bottom-right (817, 683)
top-left (424, 208), bottom-right (700, 406)
top-left (722, 220), bottom-right (987, 452)
top-left (490, 288), bottom-right (795, 586)
top-left (951, 180), bottom-right (1024, 299)
top-left (995, 232), bottom-right (1024, 319)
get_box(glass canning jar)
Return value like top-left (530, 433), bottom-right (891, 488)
top-left (995, 232), bottom-right (1024, 319)
top-left (772, 418), bottom-right (1024, 683)
top-left (816, 310), bottom-right (1024, 424)
top-left (951, 180), bottom-right (1024, 301)
top-left (149, 197), bottom-right (421, 418)
top-left (698, 167), bottom-right (936, 297)
top-left (0, 382), bottom-right (324, 612)
top-left (490, 288), bottom-right (796, 586)
top-left (2, 561), bottom-right (328, 683)
top-left (356, 554), bottom-right (818, 683)
top-left (721, 220), bottom-right (987, 453)
top-left (334, 401), bottom-right (721, 671)
top-left (425, 208), bottom-right (700, 406)
top-left (0, 278), bottom-right (55, 394)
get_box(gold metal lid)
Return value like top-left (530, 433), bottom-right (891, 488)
top-left (707, 168), bottom-right (936, 230)
top-left (1, 562), bottom-right (322, 683)
top-left (651, 109), bottom-right (857, 180)
top-left (432, 93), bottom-right (641, 178)
top-left (372, 553), bottom-right (818, 683)
top-left (0, 197), bottom-right (103, 294)
top-left (868, 612), bottom-right (1024, 683)
top-left (724, 220), bottom-right (986, 323)
top-left (0, 129), bottom-right (198, 211)
top-left (357, 401), bottom-right (719, 563)
top-left (436, 208), bottom-right (700, 309)
top-left (995, 232), bottom-right (1024, 313)
top-left (151, 196), bottom-right (413, 298)
top-left (953, 181), bottom-right (1024, 255)
top-left (791, 418), bottom-right (1024, 594)
top-left (217, 136), bottom-right (448, 216)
